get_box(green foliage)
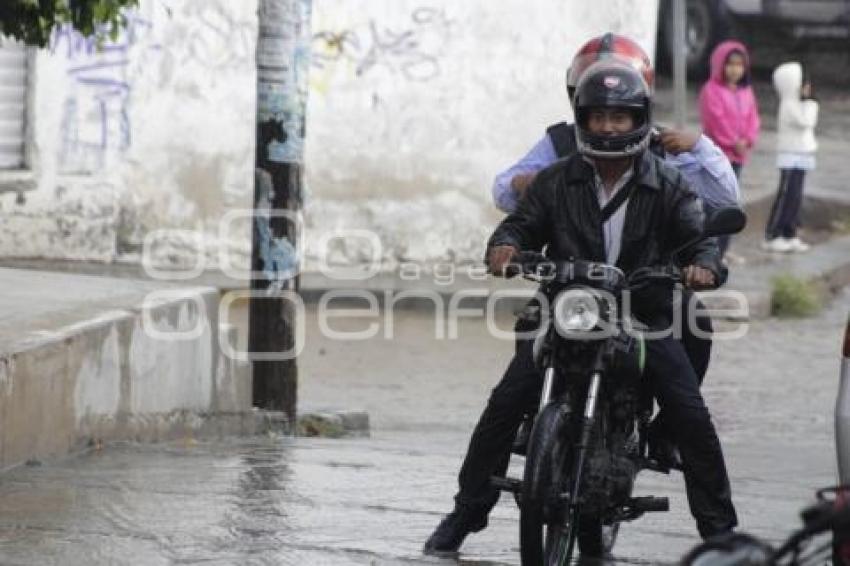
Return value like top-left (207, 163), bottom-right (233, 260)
top-left (771, 274), bottom-right (823, 318)
top-left (0, 0), bottom-right (139, 47)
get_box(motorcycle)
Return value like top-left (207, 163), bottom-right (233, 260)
top-left (492, 207), bottom-right (747, 565)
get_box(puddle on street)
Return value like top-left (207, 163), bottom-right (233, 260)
top-left (2, 292), bottom-right (847, 565)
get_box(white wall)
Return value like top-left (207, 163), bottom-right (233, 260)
top-left (0, 0), bottom-right (658, 270)
top-left (303, 0), bottom-right (658, 268)
top-left (0, 0), bottom-right (258, 266)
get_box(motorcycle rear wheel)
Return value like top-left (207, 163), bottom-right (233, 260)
top-left (520, 402), bottom-right (577, 566)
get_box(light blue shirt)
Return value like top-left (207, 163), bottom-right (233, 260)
top-left (492, 132), bottom-right (741, 213)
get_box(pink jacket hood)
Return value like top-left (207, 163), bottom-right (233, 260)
top-left (709, 40), bottom-right (751, 85)
top-left (699, 40), bottom-right (760, 164)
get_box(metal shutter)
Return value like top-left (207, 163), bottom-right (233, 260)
top-left (0, 38), bottom-right (26, 169)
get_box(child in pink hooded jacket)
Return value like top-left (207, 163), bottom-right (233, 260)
top-left (699, 40), bottom-right (761, 178)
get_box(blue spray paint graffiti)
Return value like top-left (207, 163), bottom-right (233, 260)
top-left (52, 14), bottom-right (161, 172)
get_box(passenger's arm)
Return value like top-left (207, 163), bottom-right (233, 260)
top-left (665, 134), bottom-right (740, 209)
top-left (492, 135), bottom-right (558, 213)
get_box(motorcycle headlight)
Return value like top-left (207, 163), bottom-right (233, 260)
top-left (554, 289), bottom-right (600, 333)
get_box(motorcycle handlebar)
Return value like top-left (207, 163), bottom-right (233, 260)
top-left (508, 252), bottom-right (683, 289)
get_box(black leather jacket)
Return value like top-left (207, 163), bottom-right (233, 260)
top-left (487, 152), bottom-right (723, 281)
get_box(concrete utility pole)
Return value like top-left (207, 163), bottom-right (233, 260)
top-left (250, 0), bottom-right (311, 421)
top-left (673, 0), bottom-right (688, 129)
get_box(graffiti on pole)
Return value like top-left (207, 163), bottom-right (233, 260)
top-left (254, 0), bottom-right (312, 289)
top-left (257, 0), bottom-right (312, 165)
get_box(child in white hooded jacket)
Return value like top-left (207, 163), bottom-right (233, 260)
top-left (763, 62), bottom-right (819, 253)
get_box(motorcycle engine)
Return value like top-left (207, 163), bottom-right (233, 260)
top-left (582, 449), bottom-right (637, 516)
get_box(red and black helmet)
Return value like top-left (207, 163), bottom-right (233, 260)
top-left (566, 33), bottom-right (654, 100)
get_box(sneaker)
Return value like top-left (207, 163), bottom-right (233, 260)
top-left (761, 238), bottom-right (793, 253)
top-left (785, 237), bottom-right (810, 253)
top-left (423, 506), bottom-right (488, 556)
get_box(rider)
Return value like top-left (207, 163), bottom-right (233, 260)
top-left (424, 60), bottom-right (738, 556)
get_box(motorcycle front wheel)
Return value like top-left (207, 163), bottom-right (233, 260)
top-left (578, 519), bottom-right (620, 557)
top-left (520, 402), bottom-right (577, 566)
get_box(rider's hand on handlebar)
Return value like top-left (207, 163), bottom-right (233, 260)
top-left (487, 245), bottom-right (519, 277)
top-left (683, 265), bottom-right (716, 290)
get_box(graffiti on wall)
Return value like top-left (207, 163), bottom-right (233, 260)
top-left (52, 0), bottom-right (256, 173)
top-left (180, 0), bottom-right (255, 71)
top-left (52, 13), bottom-right (160, 172)
top-left (312, 6), bottom-right (454, 84)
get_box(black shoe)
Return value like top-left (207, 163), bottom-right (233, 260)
top-left (423, 506), bottom-right (488, 556)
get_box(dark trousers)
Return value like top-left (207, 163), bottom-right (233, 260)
top-left (454, 302), bottom-right (736, 538)
top-left (681, 295), bottom-right (713, 381)
top-left (765, 168), bottom-right (806, 240)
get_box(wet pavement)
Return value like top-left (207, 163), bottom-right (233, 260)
top-left (1, 290), bottom-right (848, 565)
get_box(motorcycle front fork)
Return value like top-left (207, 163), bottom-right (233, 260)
top-left (571, 370), bottom-right (602, 501)
top-left (539, 366), bottom-right (557, 411)
top-left (538, 361), bottom-right (603, 496)
top-left (539, 347), bottom-right (604, 507)
top-left (561, 369), bottom-right (602, 560)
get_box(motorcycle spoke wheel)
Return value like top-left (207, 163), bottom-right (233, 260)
top-left (545, 508), bottom-right (578, 566)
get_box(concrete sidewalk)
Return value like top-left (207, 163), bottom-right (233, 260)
top-left (0, 268), bottom-right (254, 471)
top-left (1, 217), bottom-right (848, 325)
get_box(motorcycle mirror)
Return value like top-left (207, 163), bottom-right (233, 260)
top-left (703, 207), bottom-right (747, 238)
top-left (669, 207), bottom-right (747, 263)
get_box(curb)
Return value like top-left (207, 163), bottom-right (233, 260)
top-left (0, 269), bottom-right (253, 471)
top-left (296, 408), bottom-right (371, 438)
